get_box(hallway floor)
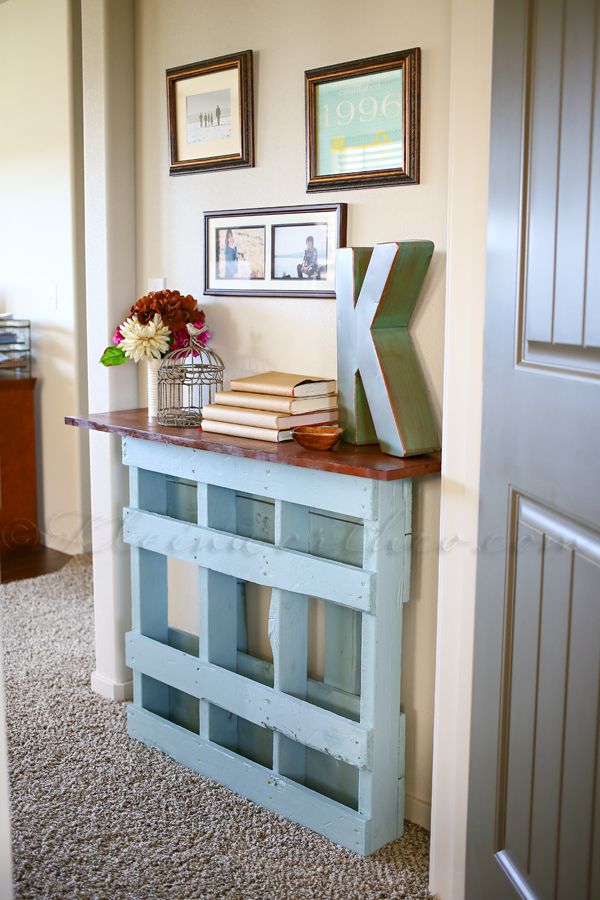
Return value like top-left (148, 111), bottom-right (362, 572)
top-left (1, 557), bottom-right (430, 899)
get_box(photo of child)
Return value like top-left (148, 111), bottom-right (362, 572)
top-left (272, 223), bottom-right (328, 280)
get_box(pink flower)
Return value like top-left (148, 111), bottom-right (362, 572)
top-left (192, 323), bottom-right (212, 346)
top-left (112, 326), bottom-right (123, 345)
top-left (171, 323), bottom-right (213, 353)
top-left (171, 327), bottom-right (190, 350)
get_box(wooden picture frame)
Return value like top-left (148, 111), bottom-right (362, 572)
top-left (167, 50), bottom-right (254, 176)
top-left (305, 49), bottom-right (420, 192)
top-left (204, 204), bottom-right (347, 298)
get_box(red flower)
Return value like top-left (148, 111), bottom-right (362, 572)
top-left (130, 289), bottom-right (206, 332)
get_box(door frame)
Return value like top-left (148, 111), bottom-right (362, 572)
top-left (429, 0), bottom-right (494, 896)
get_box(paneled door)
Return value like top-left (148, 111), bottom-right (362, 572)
top-left (467, 0), bottom-right (600, 898)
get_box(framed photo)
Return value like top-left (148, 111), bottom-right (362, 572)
top-left (305, 49), bottom-right (420, 192)
top-left (167, 50), bottom-right (254, 175)
top-left (204, 204), bottom-right (347, 298)
top-left (215, 226), bottom-right (265, 280)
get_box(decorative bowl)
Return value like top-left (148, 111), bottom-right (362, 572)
top-left (291, 425), bottom-right (342, 451)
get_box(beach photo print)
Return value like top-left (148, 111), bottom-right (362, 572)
top-left (167, 50), bottom-right (254, 175)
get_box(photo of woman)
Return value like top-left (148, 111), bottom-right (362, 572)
top-left (224, 229), bottom-right (239, 277)
top-left (215, 226), bottom-right (265, 280)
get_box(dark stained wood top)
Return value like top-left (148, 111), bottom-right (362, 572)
top-left (65, 408), bottom-right (441, 482)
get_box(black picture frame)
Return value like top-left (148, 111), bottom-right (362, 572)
top-left (204, 204), bottom-right (347, 298)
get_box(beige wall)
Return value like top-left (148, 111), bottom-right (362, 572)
top-left (0, 0), bottom-right (89, 555)
top-left (136, 0), bottom-right (450, 826)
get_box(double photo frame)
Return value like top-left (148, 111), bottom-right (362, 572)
top-left (204, 204), bottom-right (347, 298)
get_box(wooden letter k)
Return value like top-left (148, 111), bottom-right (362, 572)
top-left (336, 242), bottom-right (440, 457)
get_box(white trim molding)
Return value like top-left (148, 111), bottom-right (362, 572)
top-left (81, 0), bottom-right (138, 700)
top-left (91, 671), bottom-right (133, 703)
top-left (429, 0), bottom-right (494, 896)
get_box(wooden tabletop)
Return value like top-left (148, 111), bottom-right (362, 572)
top-left (65, 408), bottom-right (441, 481)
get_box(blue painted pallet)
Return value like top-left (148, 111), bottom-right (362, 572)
top-left (122, 436), bottom-right (411, 855)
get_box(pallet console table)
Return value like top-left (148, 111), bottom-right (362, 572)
top-left (67, 409), bottom-right (440, 854)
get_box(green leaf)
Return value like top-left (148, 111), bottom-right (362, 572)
top-left (99, 345), bottom-right (127, 367)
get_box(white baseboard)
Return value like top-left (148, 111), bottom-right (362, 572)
top-left (91, 671), bottom-right (133, 702)
top-left (405, 792), bottom-right (431, 830)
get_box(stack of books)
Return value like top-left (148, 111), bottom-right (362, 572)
top-left (201, 371), bottom-right (338, 442)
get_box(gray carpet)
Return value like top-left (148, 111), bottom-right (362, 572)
top-left (1, 557), bottom-right (431, 899)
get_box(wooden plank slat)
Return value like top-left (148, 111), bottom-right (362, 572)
top-left (304, 750), bottom-right (358, 810)
top-left (236, 494), bottom-right (275, 543)
top-left (401, 482), bottom-right (413, 603)
top-left (127, 705), bottom-right (370, 854)
top-left (122, 436), bottom-right (378, 519)
top-left (358, 480), bottom-right (407, 851)
top-left (309, 510), bottom-right (363, 566)
top-left (236, 650), bottom-right (360, 720)
top-left (125, 632), bottom-right (371, 769)
top-left (166, 478), bottom-right (197, 523)
top-left (129, 467), bottom-right (169, 718)
top-left (123, 507), bottom-right (375, 612)
top-left (197, 484), bottom-right (238, 748)
top-left (319, 507), bottom-right (366, 698)
top-left (271, 501), bottom-right (309, 779)
top-left (324, 605), bottom-right (362, 695)
top-left (397, 713), bottom-right (406, 835)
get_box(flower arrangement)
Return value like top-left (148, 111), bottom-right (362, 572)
top-left (100, 289), bottom-right (211, 366)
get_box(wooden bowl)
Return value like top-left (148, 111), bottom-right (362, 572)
top-left (291, 425), bottom-right (342, 451)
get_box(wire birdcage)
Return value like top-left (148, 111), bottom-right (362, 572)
top-left (157, 325), bottom-right (224, 427)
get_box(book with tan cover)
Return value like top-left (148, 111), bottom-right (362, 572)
top-left (214, 390), bottom-right (338, 414)
top-left (201, 419), bottom-right (293, 442)
top-left (229, 371), bottom-right (336, 398)
top-left (203, 404), bottom-right (338, 430)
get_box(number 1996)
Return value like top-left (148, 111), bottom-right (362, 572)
top-left (321, 93), bottom-right (402, 127)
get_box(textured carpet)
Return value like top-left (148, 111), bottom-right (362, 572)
top-left (1, 557), bottom-right (431, 899)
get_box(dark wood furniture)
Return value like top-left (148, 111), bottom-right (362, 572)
top-left (0, 377), bottom-right (72, 584)
top-left (0, 377), bottom-right (38, 553)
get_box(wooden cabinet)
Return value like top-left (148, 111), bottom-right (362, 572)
top-left (0, 378), bottom-right (38, 552)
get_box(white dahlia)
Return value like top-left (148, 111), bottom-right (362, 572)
top-left (119, 314), bottom-right (171, 363)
